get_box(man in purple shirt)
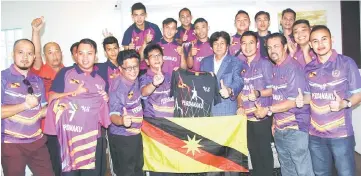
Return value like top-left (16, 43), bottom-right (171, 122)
top-left (298, 25), bottom-right (361, 176)
top-left (49, 38), bottom-right (109, 176)
top-left (187, 18), bottom-right (213, 71)
top-left (176, 8), bottom-right (197, 45)
top-left (255, 33), bottom-right (314, 176)
top-left (157, 18), bottom-right (187, 74)
top-left (237, 31), bottom-right (274, 176)
top-left (292, 19), bottom-right (316, 67)
top-left (255, 11), bottom-right (271, 58)
top-left (141, 43), bottom-right (174, 119)
top-left (1, 39), bottom-right (53, 176)
top-left (280, 8), bottom-right (298, 56)
top-left (122, 2), bottom-right (162, 71)
top-left (108, 50), bottom-right (144, 176)
top-left (229, 10), bottom-right (250, 61)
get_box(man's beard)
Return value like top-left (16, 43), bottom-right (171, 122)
top-left (15, 63), bottom-right (30, 70)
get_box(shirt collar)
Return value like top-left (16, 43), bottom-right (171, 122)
top-left (106, 60), bottom-right (118, 69)
top-left (74, 64), bottom-right (98, 77)
top-left (213, 53), bottom-right (227, 63)
top-left (196, 39), bottom-right (209, 45)
top-left (146, 68), bottom-right (163, 77)
top-left (316, 49), bottom-right (338, 64)
top-left (234, 33), bottom-right (242, 38)
top-left (43, 63), bottom-right (64, 72)
top-left (133, 21), bottom-right (151, 34)
top-left (9, 64), bottom-right (35, 78)
top-left (256, 31), bottom-right (271, 38)
top-left (178, 24), bottom-right (194, 32)
top-left (119, 74), bottom-right (136, 87)
top-left (160, 38), bottom-right (178, 45)
top-left (247, 53), bottom-right (261, 65)
top-left (277, 54), bottom-right (292, 67)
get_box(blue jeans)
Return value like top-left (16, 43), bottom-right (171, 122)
top-left (274, 129), bottom-right (314, 176)
top-left (309, 135), bottom-right (356, 176)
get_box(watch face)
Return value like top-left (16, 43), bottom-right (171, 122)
top-left (347, 101), bottom-right (352, 108)
top-left (267, 110), bottom-right (272, 116)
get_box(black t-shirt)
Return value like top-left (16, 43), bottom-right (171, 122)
top-left (170, 69), bottom-right (221, 117)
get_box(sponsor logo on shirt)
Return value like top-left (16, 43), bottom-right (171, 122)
top-left (63, 124), bottom-right (83, 133)
top-left (182, 100), bottom-right (204, 109)
top-left (70, 79), bottom-right (80, 84)
top-left (131, 104), bottom-right (142, 114)
top-left (163, 56), bottom-right (177, 62)
top-left (203, 86), bottom-right (210, 92)
top-left (312, 93), bottom-right (335, 100)
top-left (309, 72), bottom-right (317, 78)
top-left (81, 106), bottom-right (90, 112)
top-left (332, 70), bottom-right (340, 78)
top-left (161, 97), bottom-right (174, 105)
top-left (273, 94), bottom-right (283, 101)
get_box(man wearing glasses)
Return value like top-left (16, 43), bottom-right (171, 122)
top-left (108, 50), bottom-right (144, 176)
top-left (1, 39), bottom-right (53, 176)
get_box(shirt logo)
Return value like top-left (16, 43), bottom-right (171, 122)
top-left (128, 91), bottom-right (134, 99)
top-left (332, 70), bottom-right (340, 78)
top-left (309, 71), bottom-right (317, 78)
top-left (81, 106), bottom-right (90, 112)
top-left (95, 84), bottom-right (103, 91)
top-left (68, 102), bottom-right (78, 122)
top-left (70, 78), bottom-right (80, 84)
top-left (9, 82), bottom-right (20, 88)
top-left (203, 86), bottom-right (210, 92)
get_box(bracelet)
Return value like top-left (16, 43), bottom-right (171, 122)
top-left (256, 90), bottom-right (261, 98)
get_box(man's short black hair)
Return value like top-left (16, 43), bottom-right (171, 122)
top-left (163, 18), bottom-right (177, 27)
top-left (310, 25), bottom-right (331, 36)
top-left (13, 39), bottom-right (35, 52)
top-left (143, 43), bottom-right (164, 60)
top-left (282, 8), bottom-right (296, 19)
top-left (240, 31), bottom-right (258, 43)
top-left (266, 33), bottom-right (287, 46)
top-left (254, 11), bottom-right (270, 21)
top-left (235, 10), bottom-right (249, 20)
top-left (209, 31), bottom-right (231, 48)
top-left (194, 18), bottom-right (208, 26)
top-left (70, 42), bottom-right (79, 54)
top-left (78, 38), bottom-right (97, 53)
top-left (117, 49), bottom-right (140, 66)
top-left (131, 2), bottom-right (146, 14)
top-left (102, 36), bottom-right (119, 50)
top-left (179, 7), bottom-right (191, 17)
top-left (292, 19), bottom-right (311, 29)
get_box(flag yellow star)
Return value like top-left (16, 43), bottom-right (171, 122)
top-left (182, 135), bottom-right (203, 156)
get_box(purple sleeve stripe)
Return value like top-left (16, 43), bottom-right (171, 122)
top-left (350, 88), bottom-right (361, 94)
top-left (109, 112), bottom-right (120, 116)
top-left (287, 97), bottom-right (296, 100)
top-left (266, 85), bottom-right (273, 89)
top-left (304, 91), bottom-right (311, 94)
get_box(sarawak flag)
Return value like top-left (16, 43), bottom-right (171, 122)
top-left (142, 115), bottom-right (248, 173)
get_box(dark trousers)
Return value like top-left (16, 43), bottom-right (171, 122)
top-left (1, 136), bottom-right (54, 176)
top-left (247, 117), bottom-right (274, 176)
top-left (109, 133), bottom-right (144, 176)
top-left (46, 134), bottom-right (62, 176)
top-left (62, 169), bottom-right (97, 176)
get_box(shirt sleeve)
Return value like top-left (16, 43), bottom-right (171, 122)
top-left (229, 58), bottom-right (244, 98)
top-left (261, 60), bottom-right (274, 89)
top-left (175, 28), bottom-right (181, 40)
top-left (99, 100), bottom-right (111, 128)
top-left (121, 27), bottom-right (133, 46)
top-left (43, 100), bottom-right (57, 135)
top-left (1, 75), bottom-right (6, 105)
top-left (347, 58), bottom-right (361, 94)
top-left (152, 24), bottom-right (162, 43)
top-left (38, 78), bottom-right (47, 107)
top-left (286, 66), bottom-right (306, 100)
top-left (109, 80), bottom-right (125, 116)
top-left (50, 67), bottom-right (68, 93)
top-left (30, 67), bottom-right (41, 76)
top-left (139, 74), bottom-right (152, 89)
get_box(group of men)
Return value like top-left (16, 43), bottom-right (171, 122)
top-left (1, 2), bottom-right (361, 176)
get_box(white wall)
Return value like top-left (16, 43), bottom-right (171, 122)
top-left (2, 0), bottom-right (358, 152)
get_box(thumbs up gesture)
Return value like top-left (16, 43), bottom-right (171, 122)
top-left (330, 91), bottom-right (343, 112)
top-left (176, 46), bottom-right (184, 56)
top-left (190, 42), bottom-right (198, 57)
top-left (129, 38), bottom-right (135, 50)
top-left (219, 80), bottom-right (232, 99)
top-left (296, 88), bottom-right (304, 108)
top-left (248, 87), bottom-right (258, 102)
top-left (145, 30), bottom-right (153, 44)
top-left (182, 30), bottom-right (189, 42)
top-left (31, 16), bottom-right (45, 32)
top-left (122, 107), bottom-right (132, 127)
top-left (152, 69), bottom-right (164, 87)
top-left (254, 102), bottom-right (268, 119)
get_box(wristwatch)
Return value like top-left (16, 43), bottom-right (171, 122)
top-left (267, 106), bottom-right (273, 116)
top-left (343, 99), bottom-right (352, 109)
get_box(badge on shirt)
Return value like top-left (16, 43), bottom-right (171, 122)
top-left (332, 70), bottom-right (340, 78)
top-left (70, 78), bottom-right (80, 84)
top-left (309, 72), bottom-right (317, 78)
top-left (241, 69), bottom-right (246, 74)
top-left (128, 91), bottom-right (134, 99)
top-left (9, 82), bottom-right (20, 88)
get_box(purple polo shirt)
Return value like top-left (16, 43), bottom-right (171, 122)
top-left (305, 50), bottom-right (361, 138)
top-left (122, 21), bottom-right (162, 70)
top-left (50, 64), bottom-right (106, 94)
top-left (271, 55), bottom-right (310, 132)
top-left (139, 69), bottom-right (174, 118)
top-left (96, 60), bottom-right (120, 93)
top-left (190, 40), bottom-right (213, 71)
top-left (109, 76), bottom-right (143, 136)
top-left (1, 64), bottom-right (46, 143)
top-left (175, 25), bottom-right (197, 44)
top-left (157, 38), bottom-right (182, 74)
top-left (44, 93), bottom-right (110, 172)
top-left (229, 33), bottom-right (247, 62)
top-left (293, 48), bottom-right (317, 68)
top-left (256, 31), bottom-right (271, 58)
top-left (240, 55), bottom-right (273, 121)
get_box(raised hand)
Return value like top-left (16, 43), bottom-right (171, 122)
top-left (296, 88), bottom-right (304, 108)
top-left (330, 90), bottom-right (343, 112)
top-left (24, 94), bottom-right (39, 109)
top-left (31, 16), bottom-right (45, 32)
top-left (152, 69), bottom-right (165, 87)
top-left (129, 38), bottom-right (136, 50)
top-left (122, 107), bottom-right (132, 127)
top-left (219, 80), bottom-right (231, 99)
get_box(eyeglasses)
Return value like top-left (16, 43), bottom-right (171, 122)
top-left (121, 65), bottom-right (139, 72)
top-left (149, 53), bottom-right (163, 59)
top-left (23, 79), bottom-right (34, 94)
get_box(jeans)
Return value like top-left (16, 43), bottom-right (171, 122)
top-left (274, 129), bottom-right (314, 176)
top-left (309, 135), bottom-right (356, 176)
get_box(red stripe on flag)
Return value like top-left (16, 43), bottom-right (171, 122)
top-left (142, 120), bottom-right (248, 172)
